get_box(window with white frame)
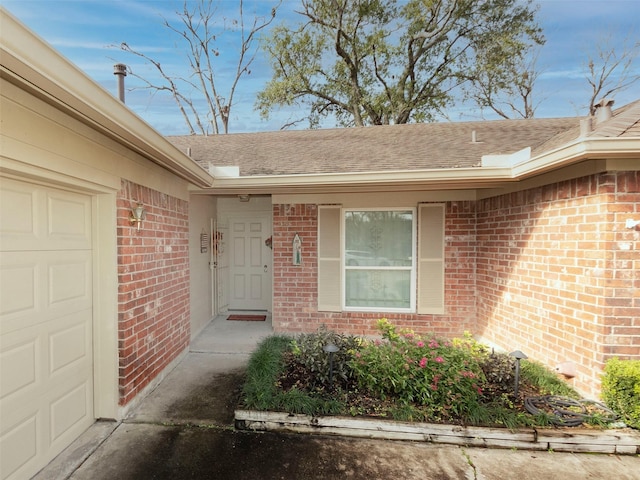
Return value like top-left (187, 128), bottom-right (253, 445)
top-left (343, 209), bottom-right (416, 311)
top-left (317, 203), bottom-right (444, 315)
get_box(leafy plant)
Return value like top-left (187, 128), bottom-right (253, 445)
top-left (242, 334), bottom-right (347, 415)
top-left (349, 320), bottom-right (486, 420)
top-left (241, 322), bottom-right (587, 429)
top-left (289, 326), bottom-right (361, 391)
top-left (242, 335), bottom-right (291, 410)
top-left (480, 353), bottom-right (516, 397)
top-left (602, 358), bottom-right (640, 429)
top-left (275, 388), bottom-right (343, 416)
top-left (521, 360), bottom-right (578, 398)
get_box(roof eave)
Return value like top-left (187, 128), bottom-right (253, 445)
top-left (514, 137), bottom-right (640, 178)
top-left (198, 167), bottom-right (516, 195)
top-left (0, 9), bottom-right (214, 188)
top-left (198, 137), bottom-right (640, 195)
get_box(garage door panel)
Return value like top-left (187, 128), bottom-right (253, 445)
top-left (1, 328), bottom-right (44, 413)
top-left (1, 250), bottom-right (91, 335)
top-left (0, 181), bottom-right (38, 249)
top-left (0, 260), bottom-right (37, 319)
top-left (1, 309), bottom-right (91, 400)
top-left (49, 311), bottom-right (91, 375)
top-left (0, 339), bottom-right (37, 400)
top-left (0, 411), bottom-right (38, 480)
top-left (0, 178), bottom-right (91, 251)
top-left (49, 381), bottom-right (90, 444)
top-left (48, 252), bottom-right (92, 307)
top-left (47, 191), bottom-right (91, 249)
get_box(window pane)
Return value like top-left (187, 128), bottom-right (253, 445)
top-left (345, 270), bottom-right (411, 309)
top-left (345, 211), bottom-right (413, 266)
top-left (344, 210), bottom-right (414, 311)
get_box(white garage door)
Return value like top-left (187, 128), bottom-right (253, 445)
top-left (0, 178), bottom-right (94, 480)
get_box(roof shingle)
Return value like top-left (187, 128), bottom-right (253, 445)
top-left (167, 101), bottom-right (640, 177)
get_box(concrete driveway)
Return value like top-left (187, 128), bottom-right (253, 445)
top-left (35, 316), bottom-right (640, 480)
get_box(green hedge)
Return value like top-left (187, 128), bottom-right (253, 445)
top-left (601, 358), bottom-right (640, 429)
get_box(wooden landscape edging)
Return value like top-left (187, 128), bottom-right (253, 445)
top-left (234, 409), bottom-right (640, 455)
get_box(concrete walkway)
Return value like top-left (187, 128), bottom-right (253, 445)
top-left (35, 315), bottom-right (640, 479)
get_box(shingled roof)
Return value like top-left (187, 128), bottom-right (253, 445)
top-left (167, 118), bottom-right (580, 176)
top-left (166, 99), bottom-right (640, 179)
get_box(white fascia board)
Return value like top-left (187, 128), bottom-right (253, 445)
top-left (205, 137), bottom-right (640, 194)
top-left (208, 166), bottom-right (240, 177)
top-left (481, 147), bottom-right (531, 167)
top-left (512, 137), bottom-right (640, 178)
top-left (206, 166), bottom-right (515, 193)
top-left (0, 8), bottom-right (213, 188)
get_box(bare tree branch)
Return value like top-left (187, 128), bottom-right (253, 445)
top-left (116, 0), bottom-right (280, 134)
top-left (584, 33), bottom-right (640, 115)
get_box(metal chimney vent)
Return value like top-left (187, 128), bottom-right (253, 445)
top-left (594, 98), bottom-right (614, 123)
top-left (113, 63), bottom-right (127, 103)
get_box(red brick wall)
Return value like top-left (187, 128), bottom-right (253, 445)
top-left (117, 180), bottom-right (190, 406)
top-left (603, 171), bottom-right (640, 360)
top-left (272, 173), bottom-right (638, 397)
top-left (476, 172), bottom-right (640, 397)
top-left (272, 202), bottom-right (477, 338)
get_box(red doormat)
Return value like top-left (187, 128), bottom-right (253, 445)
top-left (227, 314), bottom-right (266, 322)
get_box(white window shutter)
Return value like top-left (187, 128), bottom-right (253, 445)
top-left (417, 203), bottom-right (445, 314)
top-left (318, 205), bottom-right (342, 311)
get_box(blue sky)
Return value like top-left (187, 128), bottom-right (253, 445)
top-left (4, 0), bottom-right (640, 135)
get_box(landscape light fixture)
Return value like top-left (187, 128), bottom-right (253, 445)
top-left (129, 203), bottom-right (146, 231)
top-left (509, 350), bottom-right (528, 397)
top-left (323, 342), bottom-right (340, 387)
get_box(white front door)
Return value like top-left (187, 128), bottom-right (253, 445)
top-left (228, 217), bottom-right (271, 311)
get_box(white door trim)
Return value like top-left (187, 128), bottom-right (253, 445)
top-left (92, 192), bottom-right (119, 420)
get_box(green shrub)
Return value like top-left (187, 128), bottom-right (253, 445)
top-left (479, 353), bottom-right (515, 396)
top-left (241, 323), bottom-right (585, 428)
top-left (242, 335), bottom-right (291, 410)
top-left (602, 358), bottom-right (640, 429)
top-left (521, 360), bottom-right (578, 398)
top-left (289, 327), bottom-right (361, 390)
top-left (349, 319), bottom-right (485, 419)
top-left (242, 332), bottom-right (349, 416)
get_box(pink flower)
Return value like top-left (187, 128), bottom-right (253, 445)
top-left (435, 356), bottom-right (444, 363)
top-left (419, 357), bottom-right (427, 368)
top-left (416, 341), bottom-right (425, 348)
top-left (429, 340), bottom-right (439, 349)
